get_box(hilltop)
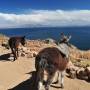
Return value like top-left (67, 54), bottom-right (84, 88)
top-left (0, 35), bottom-right (90, 90)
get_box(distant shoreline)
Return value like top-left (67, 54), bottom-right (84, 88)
top-left (0, 27), bottom-right (90, 50)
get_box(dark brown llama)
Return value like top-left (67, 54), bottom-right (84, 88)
top-left (8, 36), bottom-right (26, 61)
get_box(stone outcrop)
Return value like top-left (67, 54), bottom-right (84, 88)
top-left (66, 60), bottom-right (79, 79)
top-left (20, 40), bottom-right (56, 58)
top-left (0, 35), bottom-right (90, 60)
top-left (25, 40), bottom-right (90, 60)
top-left (85, 66), bottom-right (90, 80)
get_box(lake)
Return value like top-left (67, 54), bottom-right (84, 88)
top-left (0, 27), bottom-right (90, 50)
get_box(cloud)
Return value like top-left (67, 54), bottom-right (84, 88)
top-left (0, 9), bottom-right (90, 28)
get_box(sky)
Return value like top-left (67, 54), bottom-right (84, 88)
top-left (0, 0), bottom-right (90, 28)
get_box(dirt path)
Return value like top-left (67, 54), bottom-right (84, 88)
top-left (0, 56), bottom-right (90, 90)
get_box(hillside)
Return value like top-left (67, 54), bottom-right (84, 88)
top-left (0, 35), bottom-right (90, 90)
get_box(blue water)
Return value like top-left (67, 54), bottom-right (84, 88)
top-left (0, 27), bottom-right (90, 50)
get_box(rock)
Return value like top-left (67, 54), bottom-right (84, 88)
top-left (19, 46), bottom-right (28, 52)
top-left (85, 66), bottom-right (90, 81)
top-left (69, 70), bottom-right (76, 79)
top-left (67, 61), bottom-right (79, 72)
top-left (76, 68), bottom-right (87, 80)
top-left (67, 60), bottom-right (74, 68)
top-left (44, 38), bottom-right (56, 44)
top-left (27, 53), bottom-right (33, 58)
top-left (66, 67), bottom-right (77, 79)
top-left (21, 52), bottom-right (26, 57)
top-left (33, 51), bottom-right (37, 57)
top-left (66, 61), bottom-right (79, 79)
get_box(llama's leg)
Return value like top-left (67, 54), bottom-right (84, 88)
top-left (13, 48), bottom-right (18, 61)
top-left (36, 70), bottom-right (44, 90)
top-left (16, 48), bottom-right (19, 57)
top-left (52, 71), bottom-right (59, 84)
top-left (59, 71), bottom-right (65, 88)
top-left (14, 49), bottom-right (17, 60)
top-left (15, 48), bottom-right (19, 60)
top-left (11, 48), bottom-right (16, 61)
top-left (38, 81), bottom-right (43, 90)
top-left (45, 72), bottom-right (55, 90)
top-left (61, 72), bottom-right (64, 88)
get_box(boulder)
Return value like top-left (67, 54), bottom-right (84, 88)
top-left (69, 70), bottom-right (76, 79)
top-left (76, 68), bottom-right (87, 80)
top-left (26, 51), bottom-right (37, 58)
top-left (27, 52), bottom-right (33, 58)
top-left (21, 52), bottom-right (26, 57)
top-left (66, 60), bottom-right (79, 79)
top-left (85, 66), bottom-right (90, 81)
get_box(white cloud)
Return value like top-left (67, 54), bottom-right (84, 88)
top-left (0, 9), bottom-right (90, 28)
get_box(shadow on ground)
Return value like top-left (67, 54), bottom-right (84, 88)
top-left (8, 71), bottom-right (67, 90)
top-left (0, 53), bottom-right (11, 61)
top-left (8, 71), bottom-right (37, 90)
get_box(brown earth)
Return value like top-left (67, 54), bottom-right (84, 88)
top-left (0, 38), bottom-right (90, 90)
top-left (0, 51), bottom-right (90, 90)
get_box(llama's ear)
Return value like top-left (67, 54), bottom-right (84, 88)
top-left (23, 36), bottom-right (25, 38)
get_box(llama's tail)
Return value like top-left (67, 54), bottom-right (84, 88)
top-left (39, 57), bottom-right (48, 70)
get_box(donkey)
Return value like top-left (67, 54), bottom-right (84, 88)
top-left (35, 47), bottom-right (69, 90)
top-left (8, 36), bottom-right (26, 61)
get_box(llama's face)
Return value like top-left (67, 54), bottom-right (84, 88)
top-left (21, 36), bottom-right (26, 46)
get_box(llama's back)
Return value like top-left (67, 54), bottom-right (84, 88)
top-left (35, 47), bottom-right (69, 71)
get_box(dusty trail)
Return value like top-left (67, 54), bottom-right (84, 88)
top-left (0, 56), bottom-right (90, 90)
